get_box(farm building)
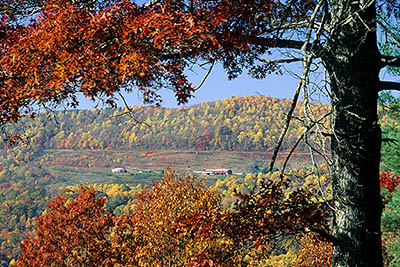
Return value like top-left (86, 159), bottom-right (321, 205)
top-left (193, 169), bottom-right (233, 175)
top-left (111, 168), bottom-right (127, 173)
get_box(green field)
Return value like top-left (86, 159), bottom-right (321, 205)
top-left (40, 149), bottom-right (321, 187)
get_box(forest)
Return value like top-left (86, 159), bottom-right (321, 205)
top-left (0, 94), bottom-right (398, 266)
top-left (1, 95), bottom-right (329, 152)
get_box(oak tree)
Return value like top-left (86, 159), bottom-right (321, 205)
top-left (17, 186), bottom-right (116, 266)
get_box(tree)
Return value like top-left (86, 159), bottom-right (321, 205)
top-left (111, 169), bottom-right (236, 266)
top-left (17, 186), bottom-right (116, 266)
top-left (1, 0), bottom-right (400, 265)
top-left (15, 169), bottom-right (329, 266)
top-left (293, 232), bottom-right (333, 266)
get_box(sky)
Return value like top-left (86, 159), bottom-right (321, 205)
top-left (76, 64), bottom-right (303, 109)
top-left (74, 0), bottom-right (399, 110)
top-left (74, 61), bottom-right (400, 109)
top-left (75, 56), bottom-right (400, 110)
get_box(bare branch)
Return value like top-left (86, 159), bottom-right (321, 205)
top-left (264, 19), bottom-right (330, 33)
top-left (268, 82), bottom-right (301, 174)
top-left (281, 111), bottom-right (332, 175)
top-left (380, 55), bottom-right (400, 69)
top-left (251, 37), bottom-right (304, 50)
top-left (309, 227), bottom-right (335, 243)
top-left (272, 0), bottom-right (297, 38)
top-left (281, 132), bottom-right (305, 174)
top-left (268, 0), bottom-right (326, 174)
top-left (142, 0), bottom-right (162, 8)
top-left (117, 92), bottom-right (151, 127)
top-left (382, 137), bottom-right (398, 143)
top-left (380, 81), bottom-right (400, 91)
top-left (258, 57), bottom-right (303, 64)
top-left (377, 18), bottom-right (400, 47)
top-left (0, 1), bottom-right (44, 19)
top-left (194, 60), bottom-right (215, 91)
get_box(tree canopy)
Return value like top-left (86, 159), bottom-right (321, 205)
top-left (16, 170), bottom-right (331, 266)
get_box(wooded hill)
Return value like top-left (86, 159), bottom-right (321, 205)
top-left (0, 95), bottom-right (329, 264)
top-left (2, 95), bottom-right (330, 153)
top-left (0, 94), bottom-right (399, 265)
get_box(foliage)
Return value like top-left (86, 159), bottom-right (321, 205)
top-left (111, 169), bottom-right (235, 266)
top-left (378, 93), bottom-right (400, 266)
top-left (0, 162), bottom-right (58, 266)
top-left (17, 186), bottom-right (116, 266)
top-left (378, 15), bottom-right (400, 76)
top-left (0, 151), bottom-right (396, 266)
top-left (63, 183), bottom-right (143, 216)
top-left (224, 180), bottom-right (330, 260)
top-left (213, 173), bottom-right (264, 209)
top-left (380, 171), bottom-right (400, 267)
top-left (0, 0), bottom-right (399, 264)
top-left (0, 0), bottom-right (282, 124)
top-left (214, 165), bottom-right (331, 209)
top-left (1, 96), bottom-right (329, 152)
top-left (380, 171), bottom-right (400, 195)
top-left (291, 232), bottom-right (332, 266)
top-left (213, 167), bottom-right (332, 266)
top-left (379, 92), bottom-right (400, 175)
top-left (14, 169), bottom-right (331, 266)
top-left (0, 95), bottom-right (329, 264)
top-left (244, 232), bottom-right (332, 266)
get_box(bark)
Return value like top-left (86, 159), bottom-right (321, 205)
top-left (324, 0), bottom-right (384, 265)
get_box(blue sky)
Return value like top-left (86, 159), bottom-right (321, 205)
top-left (77, 62), bottom-right (306, 109)
top-left (75, 61), bottom-right (400, 109)
top-left (120, 64), bottom-right (301, 108)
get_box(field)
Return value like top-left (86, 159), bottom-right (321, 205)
top-left (41, 149), bottom-right (322, 187)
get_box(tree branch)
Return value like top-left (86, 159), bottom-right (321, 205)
top-left (380, 55), bottom-right (400, 69)
top-left (194, 60), bottom-right (215, 91)
top-left (142, 0), bottom-right (162, 7)
top-left (117, 92), bottom-right (151, 127)
top-left (251, 37), bottom-right (304, 50)
top-left (309, 227), bottom-right (335, 244)
top-left (268, 0), bottom-right (326, 175)
top-left (380, 81), bottom-right (400, 91)
top-left (377, 18), bottom-right (400, 48)
top-left (267, 20), bottom-right (330, 33)
top-left (258, 57), bottom-right (303, 64)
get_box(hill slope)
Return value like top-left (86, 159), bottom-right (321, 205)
top-left (2, 95), bottom-right (329, 153)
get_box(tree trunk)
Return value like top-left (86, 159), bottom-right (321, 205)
top-left (325, 0), bottom-right (384, 265)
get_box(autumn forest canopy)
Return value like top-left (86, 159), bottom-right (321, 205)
top-left (0, 96), bottom-right (330, 152)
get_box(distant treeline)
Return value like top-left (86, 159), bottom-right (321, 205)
top-left (3, 95), bottom-right (330, 152)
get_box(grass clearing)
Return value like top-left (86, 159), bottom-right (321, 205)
top-left (40, 149), bottom-right (321, 187)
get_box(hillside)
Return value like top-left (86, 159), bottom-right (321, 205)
top-left (1, 95), bottom-right (330, 153)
